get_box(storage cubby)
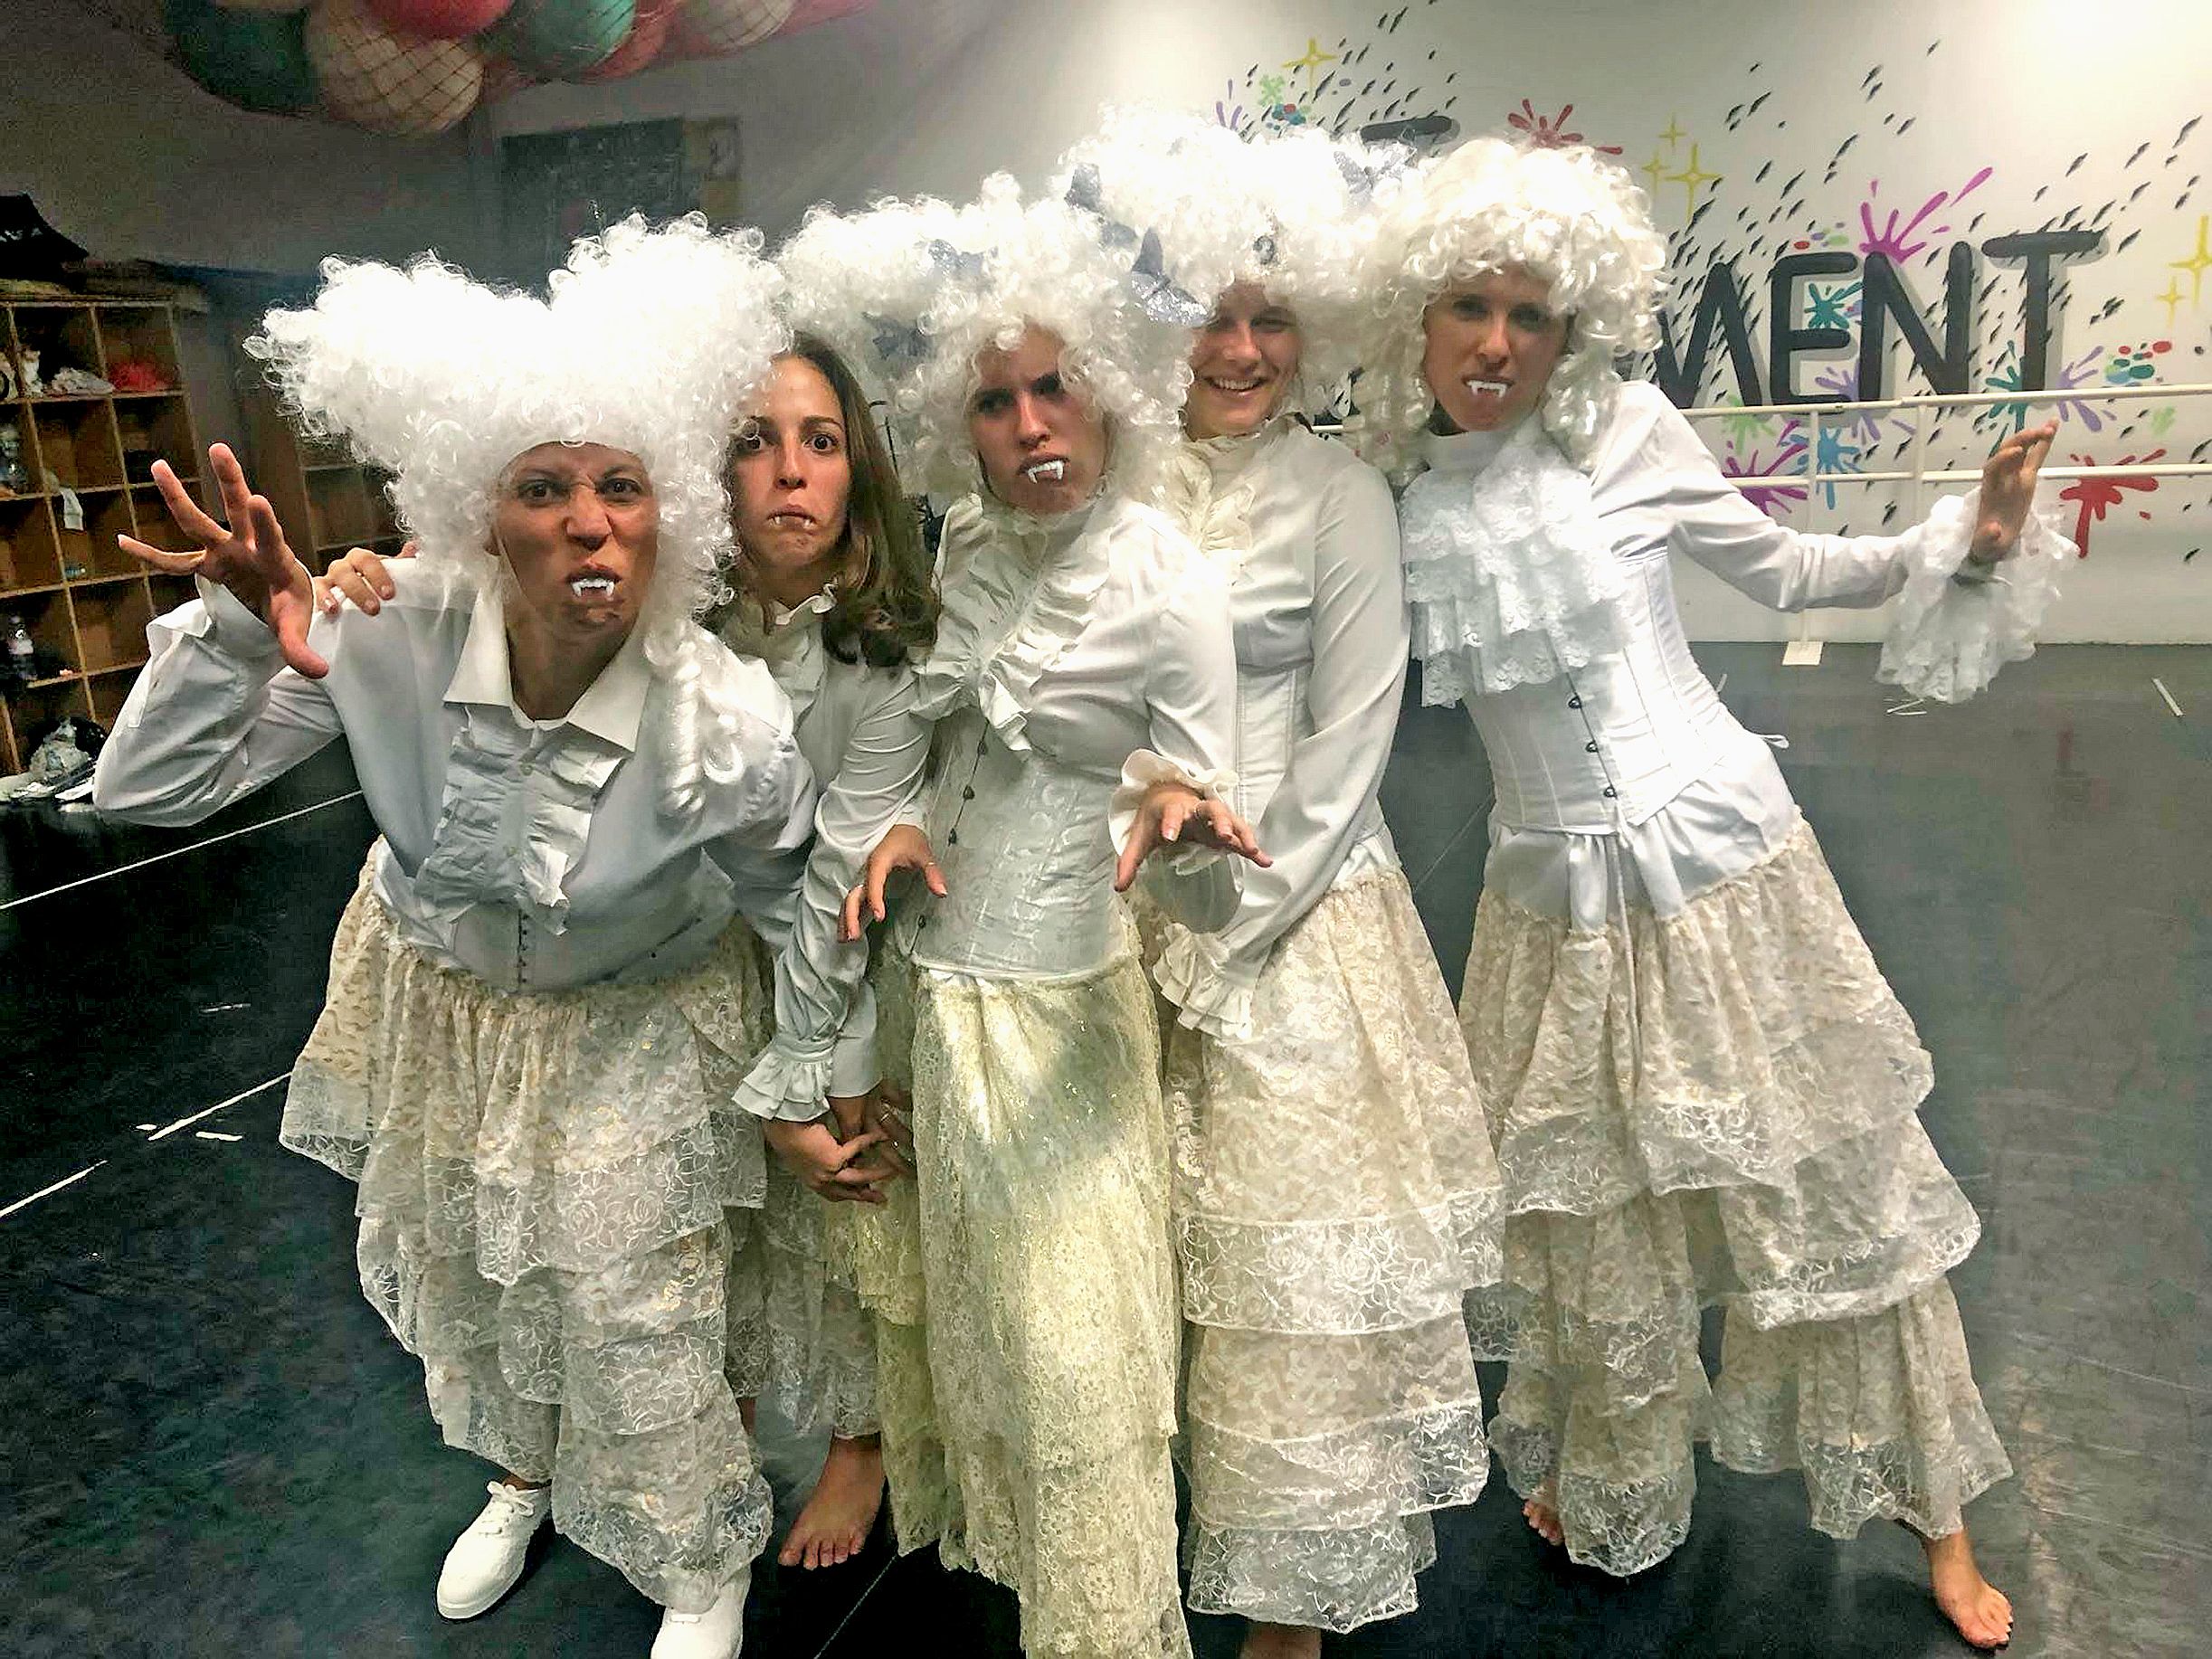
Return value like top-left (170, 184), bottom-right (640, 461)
top-left (305, 466), bottom-right (375, 552)
top-left (87, 669), bottom-right (142, 729)
top-left (112, 393), bottom-right (198, 485)
top-left (8, 304), bottom-right (104, 395)
top-left (60, 492), bottom-right (140, 583)
top-left (6, 586), bottom-right (80, 684)
top-left (4, 678), bottom-right (90, 762)
top-left (72, 581), bottom-right (157, 676)
top-left (0, 498), bottom-right (63, 593)
top-left (32, 401), bottom-right (127, 491)
top-left (97, 309), bottom-right (184, 390)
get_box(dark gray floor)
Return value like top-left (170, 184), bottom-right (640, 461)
top-left (2, 644), bottom-right (2206, 1658)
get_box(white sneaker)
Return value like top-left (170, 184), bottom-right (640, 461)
top-left (650, 1566), bottom-right (751, 1659)
top-left (435, 1480), bottom-right (551, 1619)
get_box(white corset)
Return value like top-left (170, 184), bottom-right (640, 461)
top-left (1467, 553), bottom-right (1741, 833)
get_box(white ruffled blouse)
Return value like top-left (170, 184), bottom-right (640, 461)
top-left (1148, 419), bottom-right (1410, 1038)
top-left (95, 564), bottom-right (826, 1044)
top-left (718, 592), bottom-right (930, 1116)
top-left (897, 488), bottom-right (1244, 980)
top-left (1401, 380), bottom-right (2072, 931)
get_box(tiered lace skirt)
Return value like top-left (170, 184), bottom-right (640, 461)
top-left (1159, 867), bottom-right (1505, 1631)
top-left (872, 948), bottom-right (1189, 1659)
top-left (279, 875), bottom-right (775, 1613)
top-left (1460, 814), bottom-right (2010, 1576)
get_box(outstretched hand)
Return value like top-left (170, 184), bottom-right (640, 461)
top-left (840, 822), bottom-right (947, 943)
top-left (120, 443), bottom-right (326, 678)
top-left (1970, 421), bottom-right (2057, 564)
top-left (1113, 782), bottom-right (1270, 893)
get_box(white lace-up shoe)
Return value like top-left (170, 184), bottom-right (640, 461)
top-left (650, 1566), bottom-right (750, 1659)
top-left (435, 1480), bottom-right (551, 1619)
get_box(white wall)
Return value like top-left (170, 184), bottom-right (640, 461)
top-left (499, 0), bottom-right (2212, 642)
top-left (11, 0), bottom-right (2207, 640)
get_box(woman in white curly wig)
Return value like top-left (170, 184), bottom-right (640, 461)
top-left (1360, 136), bottom-right (2067, 1649)
top-left (93, 219), bottom-right (832, 1659)
top-left (1049, 109), bottom-right (1505, 1659)
top-left (786, 175), bottom-right (1267, 1659)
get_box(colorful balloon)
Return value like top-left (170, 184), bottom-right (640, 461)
top-left (168, 0), bottom-right (319, 114)
top-left (306, 0), bottom-right (485, 136)
top-left (484, 0), bottom-right (636, 79)
top-left (363, 1), bottom-right (514, 39)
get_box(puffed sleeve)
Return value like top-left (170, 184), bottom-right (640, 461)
top-left (736, 667), bottom-right (934, 1120)
top-left (93, 577), bottom-right (344, 826)
top-left (1156, 457), bottom-right (1408, 1037)
top-left (1107, 526), bottom-right (1244, 934)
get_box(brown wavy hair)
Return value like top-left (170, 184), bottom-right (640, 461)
top-left (723, 333), bottom-right (937, 668)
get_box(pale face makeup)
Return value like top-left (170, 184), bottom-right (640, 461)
top-left (1184, 281), bottom-right (1302, 441)
top-left (728, 354), bottom-right (852, 611)
top-left (489, 441), bottom-right (659, 648)
top-left (1419, 267), bottom-right (1571, 434)
top-left (965, 325), bottom-right (1110, 517)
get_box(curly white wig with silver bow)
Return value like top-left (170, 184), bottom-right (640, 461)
top-left (245, 214), bottom-right (790, 816)
top-left (1049, 105), bottom-right (1405, 409)
top-left (1355, 137), bottom-right (1666, 475)
top-left (778, 173), bottom-right (1189, 505)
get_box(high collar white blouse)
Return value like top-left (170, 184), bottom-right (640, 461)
top-left (897, 488), bottom-right (1244, 981)
top-left (1400, 380), bottom-right (2070, 928)
top-left (718, 592), bottom-right (931, 1111)
top-left (1149, 419), bottom-right (1410, 1031)
top-left (94, 566), bottom-right (828, 1066)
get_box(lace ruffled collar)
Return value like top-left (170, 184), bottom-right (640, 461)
top-left (912, 489), bottom-right (1116, 751)
top-left (719, 586), bottom-right (832, 720)
top-left (1399, 414), bottom-right (1627, 703)
top-left (1163, 416), bottom-right (1290, 571)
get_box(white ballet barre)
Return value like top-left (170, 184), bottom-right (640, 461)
top-left (1680, 379), bottom-right (2212, 654)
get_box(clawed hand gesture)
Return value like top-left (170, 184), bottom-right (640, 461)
top-left (120, 443), bottom-right (326, 678)
top-left (1113, 781), bottom-right (1269, 893)
top-left (1970, 421), bottom-right (2058, 565)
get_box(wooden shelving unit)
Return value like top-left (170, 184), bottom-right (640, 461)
top-left (234, 358), bottom-right (405, 573)
top-left (0, 299), bottom-right (204, 774)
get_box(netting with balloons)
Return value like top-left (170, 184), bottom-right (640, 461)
top-left (158, 0), bottom-right (874, 134)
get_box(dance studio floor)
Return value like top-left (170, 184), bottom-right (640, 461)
top-left (4, 643), bottom-right (2206, 1659)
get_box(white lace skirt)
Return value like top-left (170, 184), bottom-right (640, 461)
top-left (878, 951), bottom-right (1189, 1659)
top-left (726, 1160), bottom-right (880, 1439)
top-left (280, 875), bottom-right (775, 1613)
top-left (1163, 868), bottom-right (1504, 1631)
top-left (1461, 819), bottom-right (2010, 1576)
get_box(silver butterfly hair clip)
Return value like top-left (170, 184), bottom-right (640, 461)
top-left (1332, 142), bottom-right (1413, 204)
top-left (1062, 163), bottom-right (1210, 327)
top-left (865, 312), bottom-right (930, 369)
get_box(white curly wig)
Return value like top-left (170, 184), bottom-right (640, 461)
top-left (245, 214), bottom-right (791, 817)
top-left (1355, 137), bottom-right (1666, 474)
top-left (778, 173), bottom-right (1189, 506)
top-left (1049, 106), bottom-right (1404, 411)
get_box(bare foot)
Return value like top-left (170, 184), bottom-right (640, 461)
top-left (778, 1435), bottom-right (883, 1569)
top-left (1524, 1484), bottom-right (1565, 1547)
top-left (1920, 1525), bottom-right (2012, 1649)
top-left (1240, 1623), bottom-right (1323, 1659)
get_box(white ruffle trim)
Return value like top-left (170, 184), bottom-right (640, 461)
top-left (1162, 422), bottom-right (1286, 572)
top-left (1400, 421), bottom-right (1627, 703)
top-left (732, 1033), bottom-right (836, 1123)
top-left (1152, 927), bottom-right (1258, 1039)
top-left (1107, 748), bottom-right (1239, 874)
top-left (1877, 487), bottom-right (2071, 705)
top-left (912, 495), bottom-right (1113, 754)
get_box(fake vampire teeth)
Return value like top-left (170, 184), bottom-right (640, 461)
top-left (1021, 459), bottom-right (1067, 484)
top-left (1466, 378), bottom-right (1510, 396)
top-left (569, 575), bottom-right (616, 599)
